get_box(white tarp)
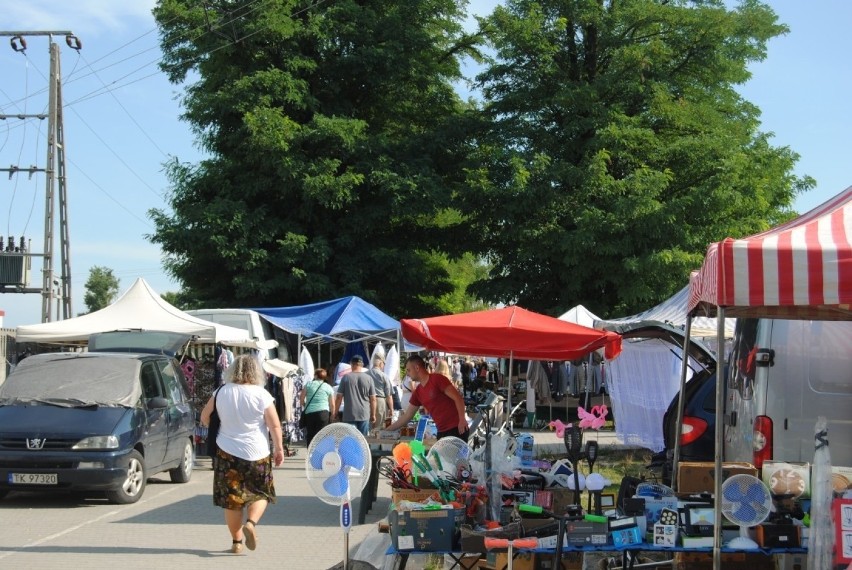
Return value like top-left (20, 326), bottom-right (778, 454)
top-left (595, 285), bottom-right (735, 338)
top-left (16, 277), bottom-right (259, 346)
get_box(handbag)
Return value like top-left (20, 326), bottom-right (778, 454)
top-left (299, 381), bottom-right (321, 429)
top-left (205, 387), bottom-right (222, 457)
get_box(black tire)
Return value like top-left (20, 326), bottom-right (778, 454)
top-left (106, 450), bottom-right (146, 504)
top-left (169, 439), bottom-right (194, 483)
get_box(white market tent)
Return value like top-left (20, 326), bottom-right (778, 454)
top-left (16, 278), bottom-right (262, 346)
top-left (559, 287), bottom-right (731, 452)
top-left (594, 284), bottom-right (735, 338)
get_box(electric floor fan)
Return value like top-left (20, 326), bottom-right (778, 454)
top-left (305, 423), bottom-right (371, 569)
top-left (720, 473), bottom-right (772, 549)
top-left (427, 436), bottom-right (472, 480)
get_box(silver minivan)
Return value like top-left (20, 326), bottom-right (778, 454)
top-left (724, 318), bottom-right (852, 469)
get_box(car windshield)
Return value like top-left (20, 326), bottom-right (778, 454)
top-left (0, 353), bottom-right (142, 408)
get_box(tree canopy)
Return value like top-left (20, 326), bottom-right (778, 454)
top-left (82, 266), bottom-right (120, 314)
top-left (150, 0), bottom-right (812, 319)
top-left (460, 0), bottom-right (812, 317)
top-left (150, 0), bottom-right (481, 317)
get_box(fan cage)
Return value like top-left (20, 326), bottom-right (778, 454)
top-left (720, 474), bottom-right (772, 526)
top-left (305, 423), bottom-right (371, 506)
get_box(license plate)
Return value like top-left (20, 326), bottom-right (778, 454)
top-left (9, 473), bottom-right (58, 485)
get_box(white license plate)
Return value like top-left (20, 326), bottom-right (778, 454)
top-left (9, 473), bottom-right (58, 485)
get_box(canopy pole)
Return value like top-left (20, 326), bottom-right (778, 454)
top-left (506, 353), bottom-right (514, 427)
top-left (671, 315), bottom-right (693, 491)
top-left (712, 308), bottom-right (726, 570)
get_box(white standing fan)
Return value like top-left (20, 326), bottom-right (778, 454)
top-left (305, 423), bottom-right (371, 569)
top-left (721, 474), bottom-right (772, 549)
top-left (427, 436), bottom-right (472, 480)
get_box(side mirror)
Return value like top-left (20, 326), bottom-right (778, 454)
top-left (147, 396), bottom-right (169, 409)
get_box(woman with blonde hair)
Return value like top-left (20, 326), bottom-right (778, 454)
top-left (201, 354), bottom-right (284, 554)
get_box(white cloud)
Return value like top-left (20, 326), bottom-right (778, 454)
top-left (3, 1), bottom-right (156, 37)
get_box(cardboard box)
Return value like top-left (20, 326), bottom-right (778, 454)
top-left (831, 465), bottom-right (852, 492)
top-left (389, 507), bottom-right (465, 551)
top-left (762, 461), bottom-right (810, 498)
top-left (494, 552), bottom-right (535, 570)
top-left (673, 551), bottom-right (773, 570)
top-left (677, 461), bottom-right (758, 494)
top-left (562, 520), bottom-right (608, 546)
top-left (391, 486), bottom-right (443, 505)
top-left (492, 553), bottom-right (581, 570)
top-left (774, 552), bottom-right (808, 570)
top-left (653, 523), bottom-right (677, 547)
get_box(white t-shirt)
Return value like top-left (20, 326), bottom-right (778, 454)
top-left (215, 383), bottom-right (275, 461)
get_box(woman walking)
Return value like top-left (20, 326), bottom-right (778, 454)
top-left (200, 354), bottom-right (285, 554)
top-left (299, 367), bottom-right (336, 446)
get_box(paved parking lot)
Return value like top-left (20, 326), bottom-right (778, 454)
top-left (0, 429), bottom-right (631, 570)
top-left (0, 451), bottom-right (390, 570)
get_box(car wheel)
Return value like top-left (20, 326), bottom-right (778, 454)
top-left (169, 439), bottom-right (194, 483)
top-left (106, 450), bottom-right (146, 504)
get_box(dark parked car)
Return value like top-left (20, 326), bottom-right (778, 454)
top-left (0, 331), bottom-right (196, 504)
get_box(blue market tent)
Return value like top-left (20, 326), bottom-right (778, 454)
top-left (253, 296), bottom-right (404, 370)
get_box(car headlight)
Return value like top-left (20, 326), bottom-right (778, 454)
top-left (73, 435), bottom-right (120, 450)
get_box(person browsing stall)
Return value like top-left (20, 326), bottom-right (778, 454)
top-left (200, 354), bottom-right (284, 554)
top-left (299, 367), bottom-right (336, 446)
top-left (368, 355), bottom-right (394, 429)
top-left (334, 355), bottom-right (377, 436)
top-left (386, 354), bottom-right (469, 441)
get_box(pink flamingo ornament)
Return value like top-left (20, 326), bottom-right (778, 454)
top-left (577, 404), bottom-right (608, 430)
top-left (547, 418), bottom-right (573, 438)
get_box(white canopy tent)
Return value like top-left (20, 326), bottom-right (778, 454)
top-left (594, 285), bottom-right (735, 339)
top-left (16, 278), bottom-right (267, 347)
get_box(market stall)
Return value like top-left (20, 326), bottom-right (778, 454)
top-left (685, 185), bottom-right (852, 569)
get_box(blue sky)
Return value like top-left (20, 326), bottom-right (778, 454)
top-left (1, 0), bottom-right (850, 328)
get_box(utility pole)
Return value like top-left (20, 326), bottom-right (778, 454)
top-left (0, 31), bottom-right (79, 322)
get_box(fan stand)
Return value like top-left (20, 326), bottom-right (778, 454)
top-left (727, 526), bottom-right (760, 550)
top-left (341, 491), bottom-right (353, 570)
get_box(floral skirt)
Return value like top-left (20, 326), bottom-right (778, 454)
top-left (212, 448), bottom-right (277, 510)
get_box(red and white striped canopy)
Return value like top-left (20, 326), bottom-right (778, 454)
top-left (689, 186), bottom-right (852, 320)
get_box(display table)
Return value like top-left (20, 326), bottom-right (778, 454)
top-left (358, 439), bottom-right (396, 524)
top-left (386, 543), bottom-right (807, 570)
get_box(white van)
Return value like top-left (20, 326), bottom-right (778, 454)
top-left (724, 318), bottom-right (852, 469)
top-left (186, 309), bottom-right (292, 363)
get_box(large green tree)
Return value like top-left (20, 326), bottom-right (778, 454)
top-left (149, 0), bottom-right (482, 317)
top-left (82, 266), bottom-right (120, 313)
top-left (462, 0), bottom-right (813, 317)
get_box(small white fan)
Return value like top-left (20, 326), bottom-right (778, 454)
top-left (635, 482), bottom-right (676, 498)
top-left (427, 436), bottom-right (472, 480)
top-left (305, 423), bottom-right (371, 568)
top-left (721, 474), bottom-right (772, 549)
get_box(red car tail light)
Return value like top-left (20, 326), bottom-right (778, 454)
top-left (753, 415), bottom-right (773, 468)
top-left (680, 416), bottom-right (708, 446)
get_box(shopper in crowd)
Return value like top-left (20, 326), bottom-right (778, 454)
top-left (368, 355), bottom-right (394, 428)
top-left (387, 354), bottom-right (469, 441)
top-left (200, 354), bottom-right (284, 554)
top-left (334, 355), bottom-right (377, 435)
top-left (299, 367), bottom-right (336, 446)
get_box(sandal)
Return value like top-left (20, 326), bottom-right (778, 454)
top-left (230, 539), bottom-right (243, 554)
top-left (243, 519), bottom-right (258, 551)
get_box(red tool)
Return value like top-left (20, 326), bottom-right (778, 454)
top-left (484, 537), bottom-right (539, 570)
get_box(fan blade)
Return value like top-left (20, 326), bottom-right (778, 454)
top-left (732, 503), bottom-right (757, 522)
top-left (310, 436), bottom-right (337, 470)
top-left (323, 470), bottom-right (350, 497)
top-left (338, 436), bottom-right (365, 470)
top-left (723, 483), bottom-right (747, 503)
